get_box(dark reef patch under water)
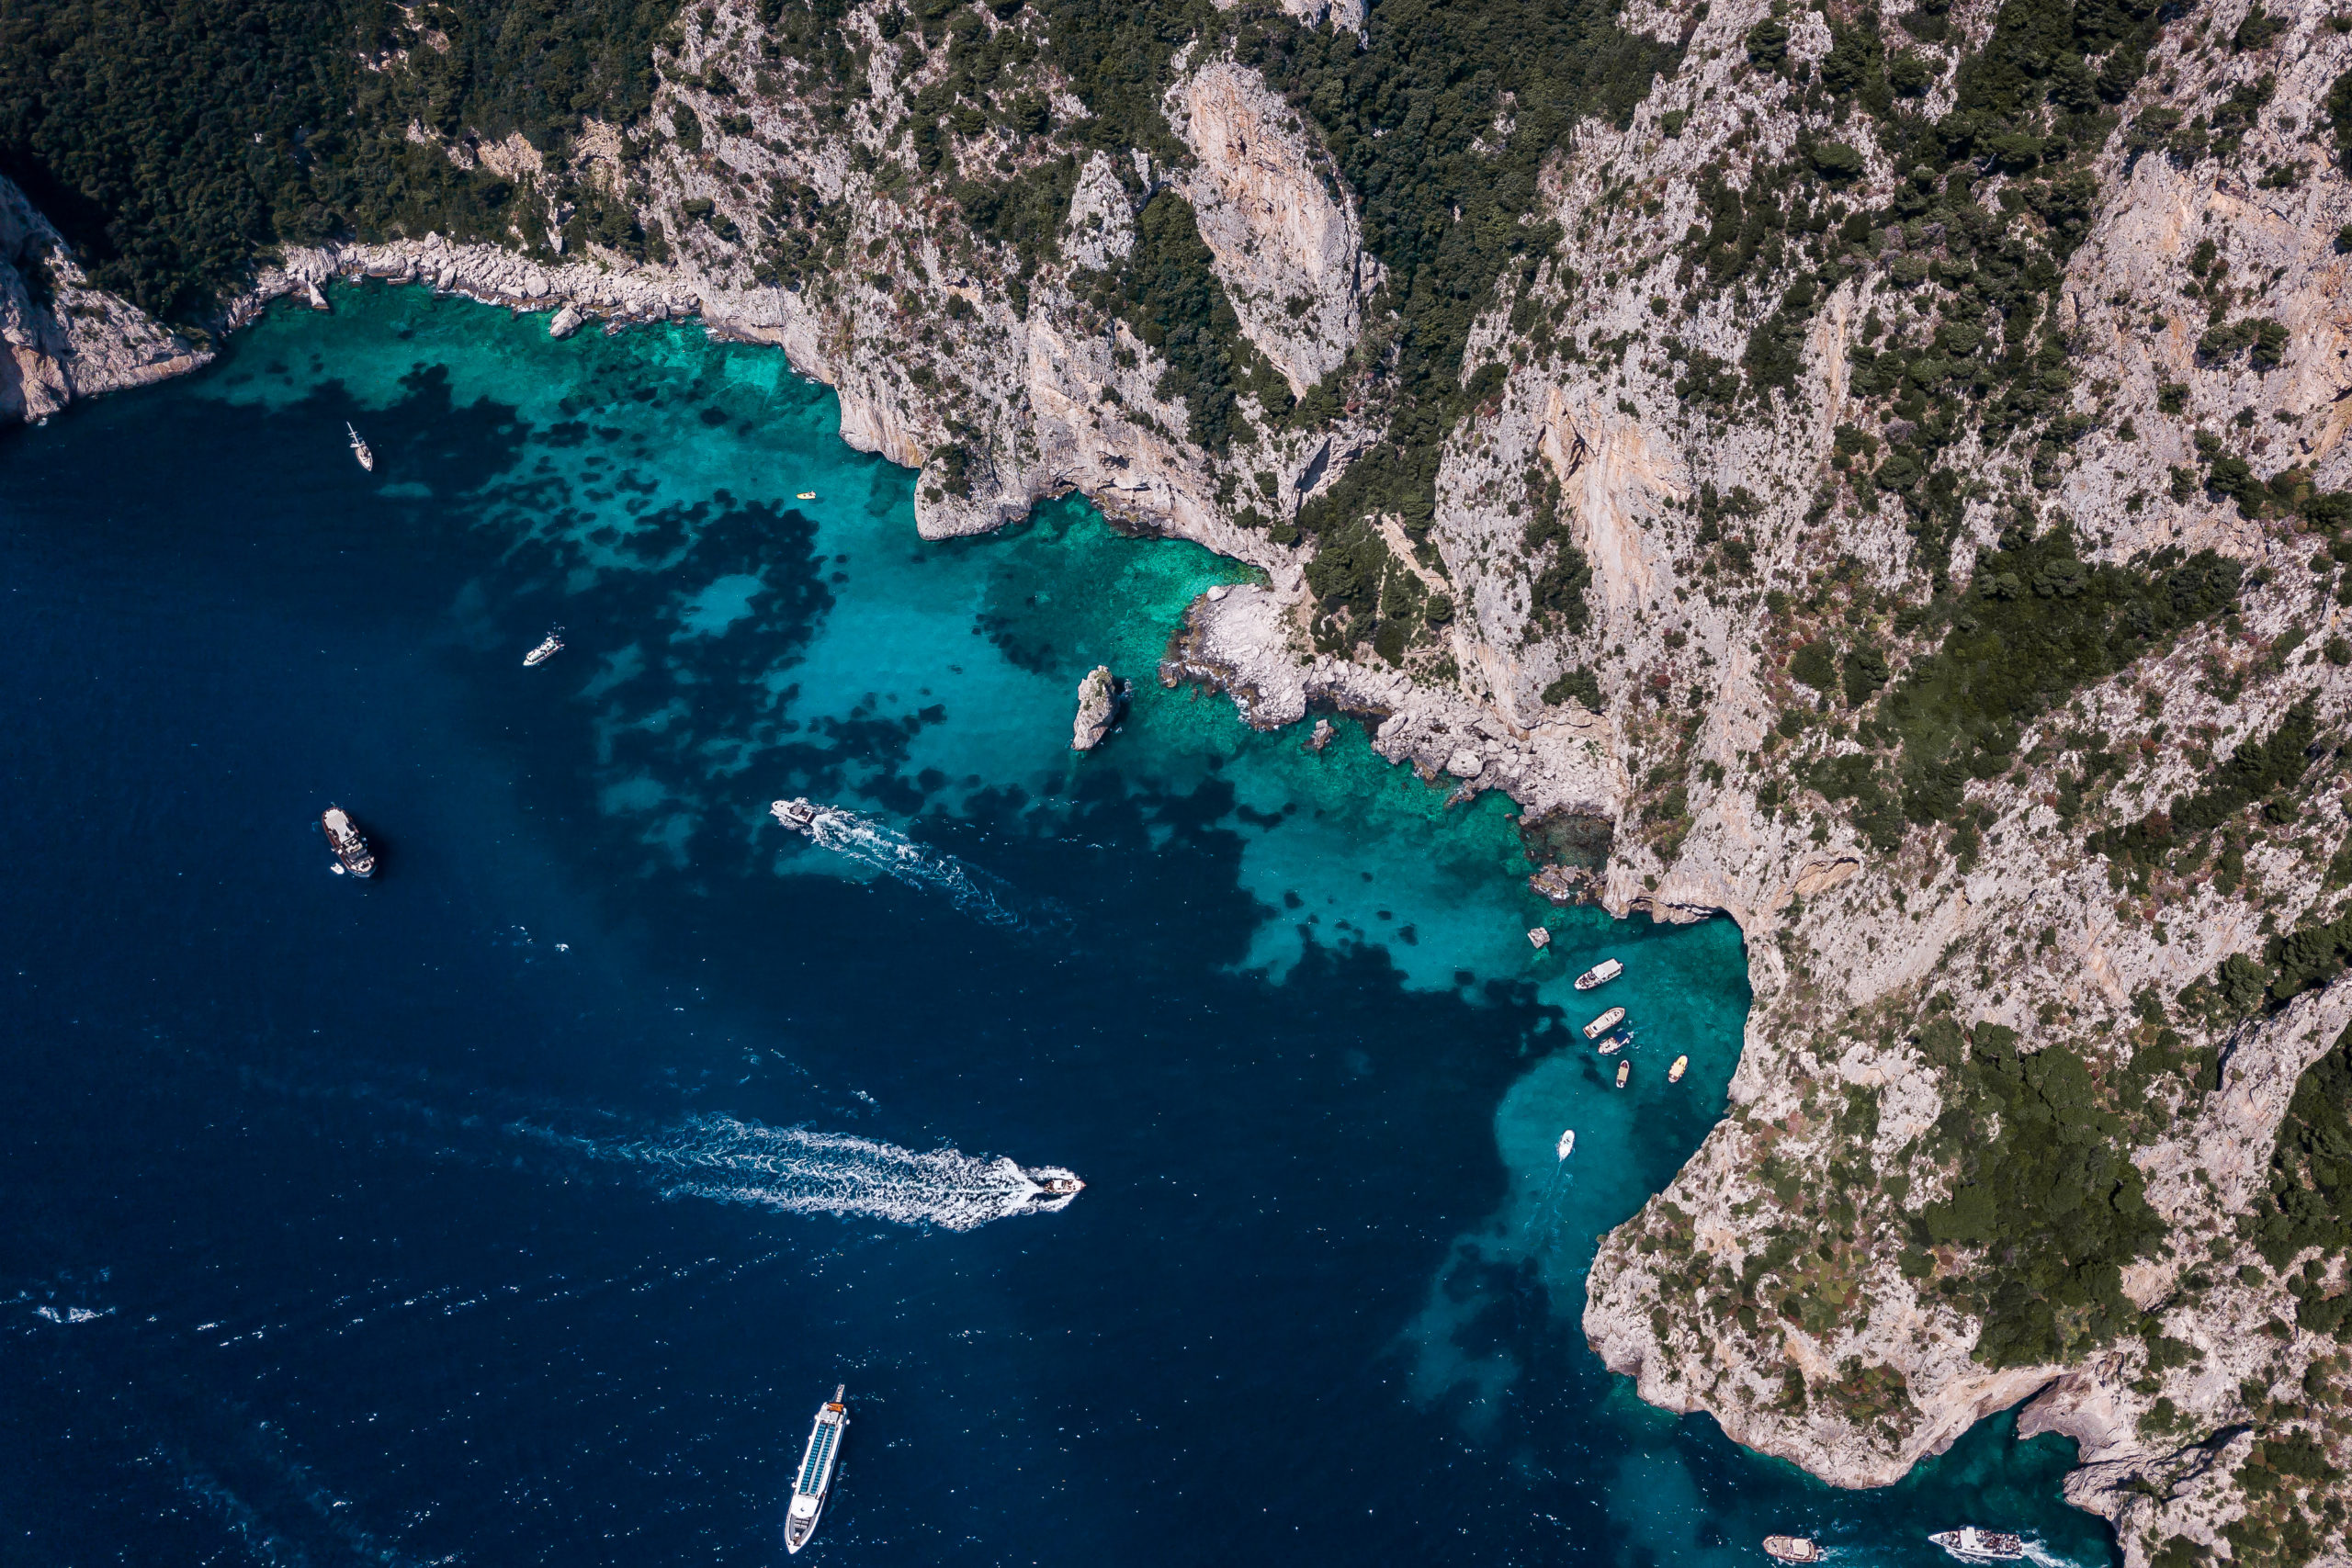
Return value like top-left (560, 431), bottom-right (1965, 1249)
top-left (0, 285), bottom-right (2112, 1566)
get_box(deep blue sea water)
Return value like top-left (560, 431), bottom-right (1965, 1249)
top-left (1, 284), bottom-right (2114, 1567)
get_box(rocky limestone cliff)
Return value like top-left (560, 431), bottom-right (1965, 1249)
top-left (16, 0), bottom-right (2352, 1561)
top-left (0, 175), bottom-right (206, 423)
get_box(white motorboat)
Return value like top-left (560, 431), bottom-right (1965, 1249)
top-left (1582, 1006), bottom-right (1625, 1040)
top-left (1763, 1538), bottom-right (1824, 1563)
top-left (1556, 1129), bottom-right (1575, 1160)
top-left (1929, 1529), bottom-right (2025, 1562)
top-left (1573, 957), bottom-right (1623, 989)
top-left (524, 631), bottom-right (564, 667)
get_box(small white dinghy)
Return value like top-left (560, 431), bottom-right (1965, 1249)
top-left (346, 423), bottom-right (374, 471)
top-left (1556, 1129), bottom-right (1575, 1160)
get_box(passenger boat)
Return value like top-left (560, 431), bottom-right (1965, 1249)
top-left (1669, 1055), bottom-right (1689, 1083)
top-left (1614, 1060), bottom-right (1631, 1089)
top-left (1929, 1529), bottom-right (2026, 1562)
top-left (1556, 1129), bottom-right (1575, 1160)
top-left (321, 807), bottom-right (376, 878)
top-left (1024, 1168), bottom-right (1084, 1198)
top-left (1582, 1006), bottom-right (1626, 1040)
top-left (1574, 957), bottom-right (1623, 990)
top-left (1597, 1033), bottom-right (1627, 1055)
top-left (1763, 1537), bottom-right (1824, 1563)
top-left (523, 631), bottom-right (564, 667)
top-left (784, 1385), bottom-right (848, 1554)
top-left (346, 423), bottom-right (374, 471)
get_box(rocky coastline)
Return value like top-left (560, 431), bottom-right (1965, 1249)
top-left (11, 1), bottom-right (2352, 1561)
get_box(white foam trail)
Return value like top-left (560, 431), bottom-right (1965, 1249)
top-left (771, 799), bottom-right (1065, 931)
top-left (533, 1113), bottom-right (1081, 1232)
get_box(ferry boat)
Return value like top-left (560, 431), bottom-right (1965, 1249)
top-left (1582, 1006), bottom-right (1626, 1040)
top-left (784, 1385), bottom-right (848, 1554)
top-left (1929, 1529), bottom-right (2025, 1562)
top-left (1668, 1055), bottom-right (1689, 1083)
top-left (346, 423), bottom-right (374, 471)
top-left (1763, 1537), bottom-right (1824, 1563)
top-left (1614, 1060), bottom-right (1631, 1089)
top-left (322, 807), bottom-right (376, 878)
top-left (523, 631), bottom-right (564, 667)
top-left (1556, 1129), bottom-right (1575, 1160)
top-left (1574, 957), bottom-right (1623, 990)
top-left (1597, 1033), bottom-right (1627, 1055)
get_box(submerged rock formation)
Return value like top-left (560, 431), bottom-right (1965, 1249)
top-left (15, 0), bottom-right (2352, 1556)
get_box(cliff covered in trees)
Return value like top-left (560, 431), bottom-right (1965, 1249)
top-left (11, 1), bottom-right (2352, 1562)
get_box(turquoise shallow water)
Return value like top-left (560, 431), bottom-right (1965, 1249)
top-left (0, 281), bottom-right (2113, 1566)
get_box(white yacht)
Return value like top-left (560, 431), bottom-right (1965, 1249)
top-left (784, 1386), bottom-right (848, 1554)
top-left (523, 631), bottom-right (564, 667)
top-left (346, 423), bottom-right (374, 471)
top-left (1573, 957), bottom-right (1623, 990)
top-left (1929, 1529), bottom-right (2025, 1562)
top-left (1582, 1006), bottom-right (1625, 1040)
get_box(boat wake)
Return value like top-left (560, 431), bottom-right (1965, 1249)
top-left (769, 798), bottom-right (1068, 933)
top-left (538, 1113), bottom-right (1082, 1232)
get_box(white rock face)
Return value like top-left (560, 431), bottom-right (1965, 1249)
top-left (1061, 152), bottom-right (1137, 275)
top-left (1165, 62), bottom-right (1373, 396)
top-left (0, 175), bottom-right (208, 423)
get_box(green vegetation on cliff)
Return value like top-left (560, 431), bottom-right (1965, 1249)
top-left (0, 0), bottom-right (674, 321)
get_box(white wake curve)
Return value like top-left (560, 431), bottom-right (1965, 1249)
top-left (530, 1113), bottom-right (1080, 1232)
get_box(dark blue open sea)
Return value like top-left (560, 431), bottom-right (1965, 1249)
top-left (0, 286), bottom-right (2114, 1567)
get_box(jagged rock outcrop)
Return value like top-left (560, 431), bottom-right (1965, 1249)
top-left (0, 175), bottom-right (205, 423)
top-left (1071, 665), bottom-right (1127, 750)
top-left (1164, 60), bottom-right (1374, 395)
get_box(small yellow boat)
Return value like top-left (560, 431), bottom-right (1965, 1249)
top-left (1614, 1060), bottom-right (1630, 1089)
top-left (1668, 1055), bottom-right (1688, 1083)
top-left (796, 491), bottom-right (817, 500)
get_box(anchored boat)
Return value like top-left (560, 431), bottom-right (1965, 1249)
top-left (322, 807), bottom-right (376, 878)
top-left (1597, 1033), bottom-right (1627, 1055)
top-left (346, 423), bottom-right (374, 471)
top-left (1668, 1054), bottom-right (1689, 1083)
top-left (1614, 1060), bottom-right (1631, 1089)
top-left (784, 1385), bottom-right (848, 1554)
top-left (1582, 1006), bottom-right (1625, 1040)
top-left (1929, 1529), bottom-right (2025, 1562)
top-left (1573, 957), bottom-right (1623, 990)
top-left (524, 630), bottom-right (565, 667)
top-left (1763, 1537), bottom-right (1824, 1563)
